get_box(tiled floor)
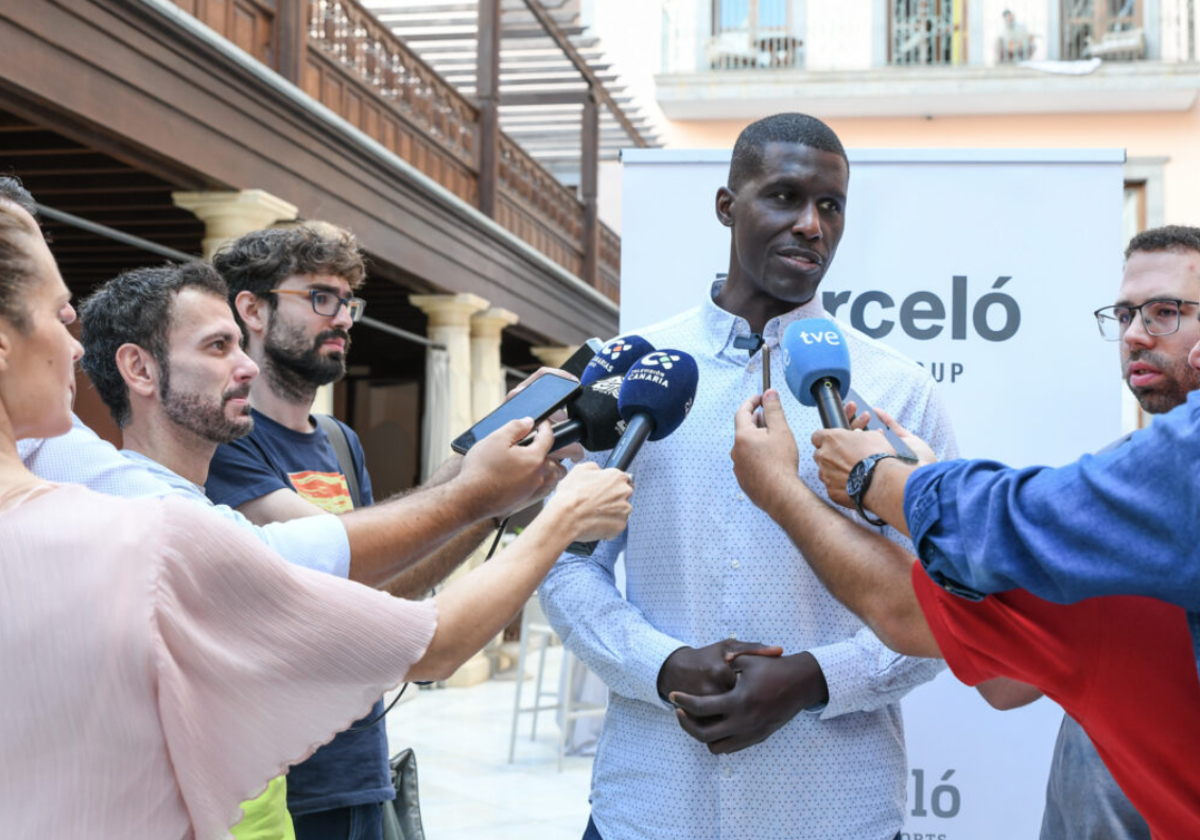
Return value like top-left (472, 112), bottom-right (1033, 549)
top-left (384, 646), bottom-right (594, 840)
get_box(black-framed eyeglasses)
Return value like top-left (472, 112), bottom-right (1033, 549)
top-left (269, 288), bottom-right (366, 323)
top-left (1093, 298), bottom-right (1199, 342)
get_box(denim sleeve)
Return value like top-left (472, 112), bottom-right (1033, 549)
top-left (905, 392), bottom-right (1200, 609)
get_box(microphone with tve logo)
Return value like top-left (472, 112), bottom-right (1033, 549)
top-left (781, 318), bottom-right (851, 430)
top-left (568, 350), bottom-right (699, 556)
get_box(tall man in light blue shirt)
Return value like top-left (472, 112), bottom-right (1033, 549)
top-left (541, 113), bottom-right (954, 840)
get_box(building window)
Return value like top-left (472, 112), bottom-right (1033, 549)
top-left (890, 0), bottom-right (967, 66)
top-left (1063, 0), bottom-right (1145, 61)
top-left (708, 0), bottom-right (802, 69)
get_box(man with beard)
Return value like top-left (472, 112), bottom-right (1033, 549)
top-left (204, 222), bottom-right (459, 840)
top-left (73, 254), bottom-right (567, 840)
top-left (722, 228), bottom-right (1200, 839)
top-left (963, 225), bottom-right (1200, 840)
top-left (539, 113), bottom-right (952, 840)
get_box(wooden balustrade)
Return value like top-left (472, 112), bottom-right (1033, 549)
top-left (168, 0), bottom-right (619, 303)
top-left (495, 133), bottom-right (586, 279)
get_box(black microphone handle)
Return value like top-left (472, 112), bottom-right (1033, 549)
top-left (812, 378), bottom-right (850, 430)
top-left (549, 418), bottom-right (585, 453)
top-left (567, 413), bottom-right (655, 556)
top-left (604, 413), bottom-right (654, 472)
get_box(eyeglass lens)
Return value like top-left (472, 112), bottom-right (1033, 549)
top-left (310, 290), bottom-right (365, 321)
top-left (1097, 300), bottom-right (1182, 340)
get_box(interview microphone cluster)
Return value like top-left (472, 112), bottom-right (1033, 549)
top-left (781, 318), bottom-right (851, 430)
top-left (568, 348), bottom-right (699, 556)
top-left (551, 334), bottom-right (656, 454)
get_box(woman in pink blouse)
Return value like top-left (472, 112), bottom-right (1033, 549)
top-left (0, 191), bottom-right (632, 839)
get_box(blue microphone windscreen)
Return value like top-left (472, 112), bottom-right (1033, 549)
top-left (781, 319), bottom-right (851, 407)
top-left (617, 350), bottom-right (699, 441)
top-left (580, 335), bottom-right (656, 387)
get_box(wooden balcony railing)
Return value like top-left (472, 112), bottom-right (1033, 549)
top-left (167, 0), bottom-right (620, 303)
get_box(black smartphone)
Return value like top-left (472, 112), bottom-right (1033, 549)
top-left (451, 372), bottom-right (582, 454)
top-left (559, 338), bottom-right (606, 378)
top-left (845, 388), bottom-right (918, 461)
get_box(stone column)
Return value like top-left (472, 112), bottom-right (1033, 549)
top-left (410, 293), bottom-right (492, 688)
top-left (171, 189), bottom-right (298, 260)
top-left (531, 344), bottom-right (581, 370)
top-left (471, 307), bottom-right (520, 421)
top-left (410, 294), bottom-right (490, 435)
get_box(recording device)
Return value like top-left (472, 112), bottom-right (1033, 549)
top-left (781, 318), bottom-right (851, 430)
top-left (550, 375), bottom-right (625, 453)
top-left (568, 349), bottom-right (699, 556)
top-left (580, 334), bottom-right (656, 388)
top-left (558, 337), bottom-right (606, 379)
top-left (450, 371), bottom-right (580, 455)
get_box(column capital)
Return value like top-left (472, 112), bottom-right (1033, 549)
top-left (410, 293), bottom-right (490, 327)
top-left (470, 306), bottom-right (519, 339)
top-left (531, 344), bottom-right (581, 370)
top-left (172, 189), bottom-right (298, 260)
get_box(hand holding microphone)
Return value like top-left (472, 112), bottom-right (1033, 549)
top-left (568, 349), bottom-right (700, 556)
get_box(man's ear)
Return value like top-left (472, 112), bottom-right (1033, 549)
top-left (114, 343), bottom-right (161, 399)
top-left (715, 186), bottom-right (736, 228)
top-left (235, 291), bottom-right (267, 337)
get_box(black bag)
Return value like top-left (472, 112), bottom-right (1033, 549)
top-left (381, 748), bottom-right (426, 840)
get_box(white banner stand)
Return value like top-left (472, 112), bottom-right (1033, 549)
top-left (619, 148), bottom-right (1127, 839)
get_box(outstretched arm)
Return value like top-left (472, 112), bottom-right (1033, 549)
top-left (730, 390), bottom-right (941, 658)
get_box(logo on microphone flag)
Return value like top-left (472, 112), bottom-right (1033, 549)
top-left (642, 352), bottom-right (681, 370)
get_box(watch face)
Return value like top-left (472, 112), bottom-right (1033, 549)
top-left (846, 460), bottom-right (869, 499)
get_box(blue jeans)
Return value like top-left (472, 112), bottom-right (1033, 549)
top-left (293, 803), bottom-right (383, 840)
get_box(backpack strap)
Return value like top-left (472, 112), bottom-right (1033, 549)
top-left (313, 414), bottom-right (363, 510)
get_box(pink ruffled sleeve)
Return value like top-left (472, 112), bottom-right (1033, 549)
top-left (149, 496), bottom-right (436, 840)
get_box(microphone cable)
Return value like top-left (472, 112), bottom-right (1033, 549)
top-left (347, 514), bottom-right (513, 732)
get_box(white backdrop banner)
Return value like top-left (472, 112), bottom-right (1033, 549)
top-left (619, 148), bottom-right (1127, 840)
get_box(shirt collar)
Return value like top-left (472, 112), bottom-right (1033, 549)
top-left (702, 278), bottom-right (827, 362)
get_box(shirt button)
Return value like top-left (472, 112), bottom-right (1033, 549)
top-left (728, 631), bottom-right (738, 640)
top-left (736, 492), bottom-right (746, 502)
top-left (723, 766), bottom-right (733, 779)
top-left (731, 559), bottom-right (741, 570)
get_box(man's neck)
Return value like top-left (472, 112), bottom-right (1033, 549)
top-left (714, 279), bottom-right (810, 336)
top-left (122, 415), bottom-right (217, 487)
top-left (245, 344), bottom-right (317, 433)
top-left (250, 374), bottom-right (315, 433)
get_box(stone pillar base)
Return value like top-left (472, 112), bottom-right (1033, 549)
top-left (443, 653), bottom-right (493, 687)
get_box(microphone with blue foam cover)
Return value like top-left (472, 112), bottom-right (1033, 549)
top-left (568, 349), bottom-right (699, 556)
top-left (579, 334), bottom-right (656, 388)
top-left (781, 318), bottom-right (852, 430)
top-left (550, 374), bottom-right (625, 453)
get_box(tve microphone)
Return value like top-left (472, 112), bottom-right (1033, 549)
top-left (568, 350), bottom-right (699, 556)
top-left (550, 375), bottom-right (625, 453)
top-left (579, 335), bottom-right (656, 388)
top-left (781, 319), bottom-right (851, 430)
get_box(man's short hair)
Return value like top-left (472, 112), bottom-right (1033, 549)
top-left (212, 222), bottom-right (366, 333)
top-left (1125, 225), bottom-right (1200, 261)
top-left (728, 113), bottom-right (849, 192)
top-left (80, 262), bottom-right (229, 427)
top-left (0, 175), bottom-right (40, 330)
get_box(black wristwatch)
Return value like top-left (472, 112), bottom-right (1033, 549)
top-left (846, 452), bottom-right (912, 527)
